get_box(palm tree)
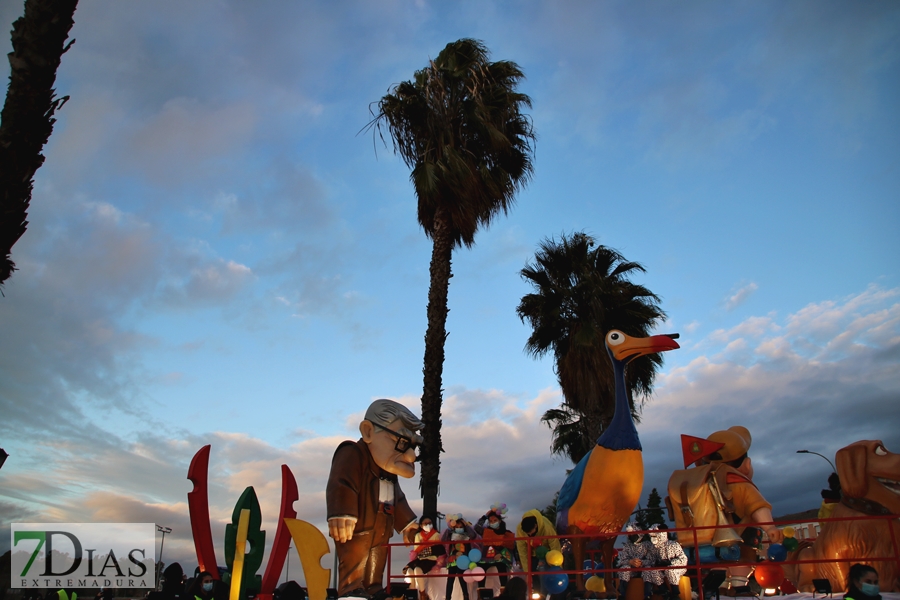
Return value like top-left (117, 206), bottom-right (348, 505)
top-left (517, 232), bottom-right (666, 463)
top-left (1, 0), bottom-right (78, 287)
top-left (370, 39), bottom-right (536, 515)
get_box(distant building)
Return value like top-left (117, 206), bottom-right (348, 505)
top-left (774, 508), bottom-right (820, 540)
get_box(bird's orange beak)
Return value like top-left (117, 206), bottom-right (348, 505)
top-left (611, 333), bottom-right (680, 362)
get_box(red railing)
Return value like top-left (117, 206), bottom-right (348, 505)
top-left (384, 514), bottom-right (899, 598)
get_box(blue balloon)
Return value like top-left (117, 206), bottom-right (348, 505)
top-left (767, 543), bottom-right (787, 562)
top-left (456, 555), bottom-right (470, 569)
top-left (541, 569), bottom-right (568, 593)
top-left (468, 548), bottom-right (482, 563)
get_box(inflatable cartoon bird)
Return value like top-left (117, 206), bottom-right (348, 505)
top-left (556, 330), bottom-right (680, 588)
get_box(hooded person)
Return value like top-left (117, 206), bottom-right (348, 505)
top-left (516, 510), bottom-right (561, 594)
top-left (616, 522), bottom-right (653, 599)
top-left (645, 525), bottom-right (687, 599)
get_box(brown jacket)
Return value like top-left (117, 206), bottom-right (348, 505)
top-left (326, 439), bottom-right (416, 538)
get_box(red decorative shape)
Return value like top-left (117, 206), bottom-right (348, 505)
top-left (259, 465), bottom-right (299, 594)
top-left (680, 434), bottom-right (725, 468)
top-left (754, 563), bottom-right (785, 588)
top-left (188, 445), bottom-right (219, 578)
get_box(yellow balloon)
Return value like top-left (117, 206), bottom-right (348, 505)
top-left (546, 550), bottom-right (564, 567)
top-left (585, 576), bottom-right (606, 593)
top-left (783, 526), bottom-right (795, 538)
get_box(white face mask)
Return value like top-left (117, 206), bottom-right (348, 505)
top-left (422, 523), bottom-right (433, 532)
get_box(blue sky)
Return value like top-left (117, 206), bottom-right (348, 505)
top-left (1, 0), bottom-right (898, 580)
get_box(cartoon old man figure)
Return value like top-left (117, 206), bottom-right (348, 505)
top-left (326, 399), bottom-right (423, 596)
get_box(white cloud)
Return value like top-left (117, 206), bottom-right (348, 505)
top-left (725, 281), bottom-right (759, 311)
top-left (2, 284), bottom-right (898, 580)
top-left (641, 285), bottom-right (900, 513)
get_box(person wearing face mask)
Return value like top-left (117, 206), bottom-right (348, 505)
top-left (405, 516), bottom-right (445, 600)
top-left (845, 564), bottom-right (881, 600)
top-left (616, 522), bottom-right (653, 599)
top-left (474, 505), bottom-right (516, 591)
top-left (441, 514), bottom-right (480, 600)
top-left (186, 572), bottom-right (216, 600)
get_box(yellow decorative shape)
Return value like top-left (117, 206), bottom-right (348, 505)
top-left (230, 508), bottom-right (251, 600)
top-left (783, 526), bottom-right (795, 538)
top-left (545, 550), bottom-right (564, 567)
top-left (284, 518), bottom-right (332, 600)
top-left (679, 575), bottom-right (692, 600)
top-left (585, 576), bottom-right (606, 593)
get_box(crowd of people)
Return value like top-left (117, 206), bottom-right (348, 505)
top-left (401, 504), bottom-right (692, 600)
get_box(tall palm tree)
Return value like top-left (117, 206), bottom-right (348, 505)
top-left (370, 39), bottom-right (535, 515)
top-left (517, 232), bottom-right (666, 463)
top-left (1, 0), bottom-right (78, 287)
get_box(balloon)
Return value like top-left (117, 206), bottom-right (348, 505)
top-left (767, 543), bottom-right (787, 562)
top-left (783, 526), bottom-right (795, 538)
top-left (783, 537), bottom-right (799, 552)
top-left (468, 548), bottom-right (482, 563)
top-left (541, 570), bottom-right (568, 594)
top-left (754, 563), bottom-right (784, 588)
top-left (585, 576), bottom-right (606, 593)
top-left (464, 566), bottom-right (485, 583)
top-left (456, 555), bottom-right (470, 569)
top-left (545, 550), bottom-right (564, 567)
top-left (535, 546), bottom-right (549, 560)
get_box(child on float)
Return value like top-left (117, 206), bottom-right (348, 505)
top-left (405, 515), bottom-right (446, 600)
top-left (442, 513), bottom-right (480, 600)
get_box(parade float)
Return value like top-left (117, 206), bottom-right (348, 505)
top-left (183, 331), bottom-right (899, 600)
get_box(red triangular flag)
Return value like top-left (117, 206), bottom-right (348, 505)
top-left (680, 434), bottom-right (725, 468)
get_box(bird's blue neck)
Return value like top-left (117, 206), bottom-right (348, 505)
top-left (596, 357), bottom-right (642, 451)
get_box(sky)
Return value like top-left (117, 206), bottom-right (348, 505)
top-left (1, 0), bottom-right (898, 586)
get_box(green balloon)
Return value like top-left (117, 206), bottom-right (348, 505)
top-left (536, 545), bottom-right (549, 560)
top-left (783, 537), bottom-right (799, 552)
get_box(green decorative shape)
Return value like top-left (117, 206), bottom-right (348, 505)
top-left (224, 486), bottom-right (265, 596)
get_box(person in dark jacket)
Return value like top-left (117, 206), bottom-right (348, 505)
top-left (845, 564), bottom-right (881, 600)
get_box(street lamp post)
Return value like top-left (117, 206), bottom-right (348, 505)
top-left (285, 543), bottom-right (292, 583)
top-left (157, 525), bottom-right (173, 590)
top-left (796, 449), bottom-right (837, 473)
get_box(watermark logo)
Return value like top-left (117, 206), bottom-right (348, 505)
top-left (11, 523), bottom-right (156, 589)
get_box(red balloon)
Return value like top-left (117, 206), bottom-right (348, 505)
top-left (754, 563), bottom-right (785, 588)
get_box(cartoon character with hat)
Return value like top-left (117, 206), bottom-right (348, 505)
top-left (666, 426), bottom-right (783, 573)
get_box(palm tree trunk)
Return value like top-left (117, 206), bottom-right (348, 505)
top-left (420, 205), bottom-right (453, 518)
top-left (0, 0), bottom-right (77, 286)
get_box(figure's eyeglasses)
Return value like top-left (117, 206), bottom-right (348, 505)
top-left (372, 422), bottom-right (419, 453)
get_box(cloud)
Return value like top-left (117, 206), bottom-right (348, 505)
top-left (157, 258), bottom-right (255, 308)
top-left (725, 282), bottom-right (759, 311)
top-left (640, 285), bottom-right (900, 515)
top-left (1, 284), bottom-right (897, 576)
top-left (122, 98), bottom-right (258, 187)
top-left (0, 389), bottom-right (564, 572)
